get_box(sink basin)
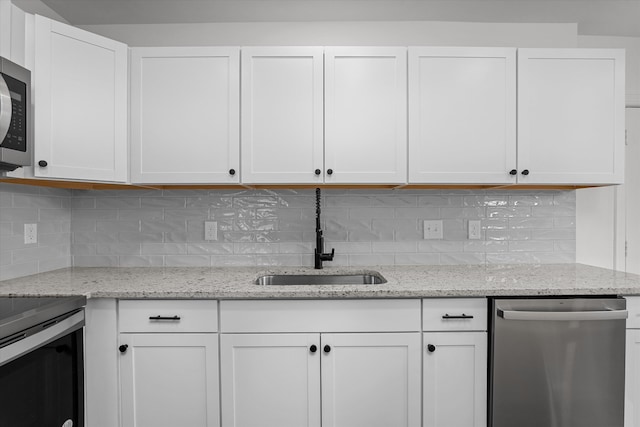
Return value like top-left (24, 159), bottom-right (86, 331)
top-left (255, 273), bottom-right (387, 286)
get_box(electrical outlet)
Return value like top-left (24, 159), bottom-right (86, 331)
top-left (204, 221), bottom-right (218, 241)
top-left (423, 220), bottom-right (443, 240)
top-left (468, 220), bottom-right (481, 240)
top-left (24, 223), bottom-right (37, 244)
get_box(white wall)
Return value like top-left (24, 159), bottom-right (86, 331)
top-left (579, 35), bottom-right (640, 106)
top-left (10, 0), bottom-right (67, 23)
top-left (79, 21), bottom-right (578, 48)
top-left (575, 35), bottom-right (640, 271)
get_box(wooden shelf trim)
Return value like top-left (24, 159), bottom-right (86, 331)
top-left (0, 177), bottom-right (607, 191)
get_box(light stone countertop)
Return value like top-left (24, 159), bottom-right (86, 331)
top-left (0, 264), bottom-right (640, 299)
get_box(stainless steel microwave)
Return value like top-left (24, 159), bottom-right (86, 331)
top-left (0, 56), bottom-right (31, 172)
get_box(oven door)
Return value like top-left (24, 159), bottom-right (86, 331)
top-left (0, 310), bottom-right (84, 427)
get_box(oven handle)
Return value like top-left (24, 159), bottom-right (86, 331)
top-left (0, 310), bottom-right (84, 367)
top-left (497, 308), bottom-right (628, 321)
top-left (0, 74), bottom-right (12, 143)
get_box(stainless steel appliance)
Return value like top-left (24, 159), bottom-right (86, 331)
top-left (0, 56), bottom-right (31, 172)
top-left (490, 297), bottom-right (627, 427)
top-left (0, 296), bottom-right (86, 427)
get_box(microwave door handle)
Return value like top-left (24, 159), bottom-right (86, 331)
top-left (497, 308), bottom-right (628, 321)
top-left (0, 75), bottom-right (11, 142)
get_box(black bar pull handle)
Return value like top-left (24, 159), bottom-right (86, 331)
top-left (149, 315), bottom-right (181, 321)
top-left (442, 313), bottom-right (474, 320)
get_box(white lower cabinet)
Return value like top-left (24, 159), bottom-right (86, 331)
top-left (220, 332), bottom-right (421, 427)
top-left (626, 296), bottom-right (640, 427)
top-left (423, 298), bottom-right (488, 427)
top-left (220, 333), bottom-right (321, 427)
top-left (119, 333), bottom-right (220, 427)
top-left (118, 300), bottom-right (220, 427)
top-left (110, 298), bottom-right (490, 427)
top-left (219, 299), bottom-right (422, 427)
top-left (321, 332), bottom-right (421, 427)
top-left (627, 330), bottom-right (640, 427)
top-left (423, 332), bottom-right (487, 427)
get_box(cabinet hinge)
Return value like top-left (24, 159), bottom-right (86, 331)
top-left (626, 130), bottom-right (629, 146)
top-left (626, 241), bottom-right (628, 258)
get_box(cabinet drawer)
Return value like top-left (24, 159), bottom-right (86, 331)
top-left (220, 299), bottom-right (421, 333)
top-left (423, 298), bottom-right (487, 331)
top-left (119, 300), bottom-right (218, 333)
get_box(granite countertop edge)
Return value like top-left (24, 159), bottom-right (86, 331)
top-left (1, 264), bottom-right (640, 299)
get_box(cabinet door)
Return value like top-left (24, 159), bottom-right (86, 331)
top-left (241, 47), bottom-right (324, 184)
top-left (34, 15), bottom-right (127, 182)
top-left (321, 333), bottom-right (421, 427)
top-left (626, 330), bottom-right (640, 427)
top-left (220, 333), bottom-right (321, 427)
top-left (324, 47), bottom-right (407, 184)
top-left (130, 47), bottom-right (239, 184)
top-left (119, 333), bottom-right (220, 427)
top-left (423, 332), bottom-right (487, 427)
top-left (408, 47), bottom-right (516, 184)
top-left (518, 48), bottom-right (625, 185)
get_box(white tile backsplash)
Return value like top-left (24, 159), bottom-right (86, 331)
top-left (0, 183), bottom-right (72, 280)
top-left (0, 185), bottom-right (577, 276)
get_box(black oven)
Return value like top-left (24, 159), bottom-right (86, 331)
top-left (0, 296), bottom-right (86, 427)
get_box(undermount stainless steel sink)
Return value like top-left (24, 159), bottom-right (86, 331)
top-left (255, 273), bottom-right (387, 286)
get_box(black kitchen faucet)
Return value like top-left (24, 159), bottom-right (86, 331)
top-left (314, 188), bottom-right (335, 269)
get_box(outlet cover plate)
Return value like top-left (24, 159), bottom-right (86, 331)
top-left (423, 220), bottom-right (443, 240)
top-left (468, 220), bottom-right (482, 240)
top-left (24, 223), bottom-right (37, 244)
top-left (204, 221), bottom-right (218, 241)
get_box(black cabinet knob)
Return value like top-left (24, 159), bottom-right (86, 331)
top-left (509, 169), bottom-right (517, 176)
top-left (38, 160), bottom-right (48, 167)
top-left (119, 344), bottom-right (129, 354)
top-left (229, 169), bottom-right (236, 176)
top-left (427, 344), bottom-right (436, 353)
top-left (310, 344), bottom-right (318, 353)
top-left (326, 169), bottom-right (333, 175)
top-left (324, 345), bottom-right (331, 353)
top-left (315, 169), bottom-right (321, 175)
top-left (521, 169), bottom-right (530, 176)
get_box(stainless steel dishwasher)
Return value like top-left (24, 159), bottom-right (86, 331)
top-left (490, 297), bottom-right (627, 427)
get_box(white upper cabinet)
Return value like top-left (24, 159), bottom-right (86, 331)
top-left (324, 47), bottom-right (407, 184)
top-left (130, 47), bottom-right (240, 184)
top-left (517, 48), bottom-right (625, 185)
top-left (33, 15), bottom-right (127, 182)
top-left (241, 47), bottom-right (324, 184)
top-left (241, 47), bottom-right (407, 185)
top-left (408, 47), bottom-right (517, 184)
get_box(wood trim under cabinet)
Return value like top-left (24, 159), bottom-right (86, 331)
top-left (0, 177), bottom-right (606, 191)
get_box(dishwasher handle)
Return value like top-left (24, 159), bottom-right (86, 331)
top-left (497, 308), bottom-right (628, 321)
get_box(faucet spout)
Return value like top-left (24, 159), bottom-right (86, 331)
top-left (314, 188), bottom-right (335, 269)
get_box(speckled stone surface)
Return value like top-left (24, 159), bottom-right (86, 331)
top-left (0, 264), bottom-right (639, 299)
